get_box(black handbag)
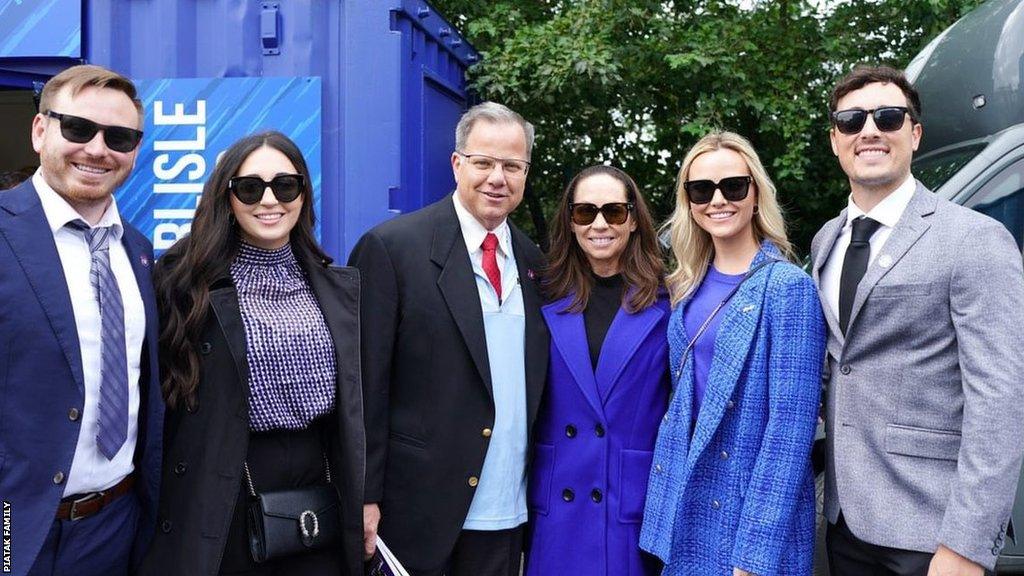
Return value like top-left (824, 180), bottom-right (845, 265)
top-left (245, 453), bottom-right (342, 563)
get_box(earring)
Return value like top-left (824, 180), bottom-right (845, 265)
top-left (753, 205), bottom-right (760, 215)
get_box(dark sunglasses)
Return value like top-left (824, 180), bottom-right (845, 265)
top-left (569, 202), bottom-right (633, 226)
top-left (831, 106), bottom-right (912, 135)
top-left (44, 111), bottom-right (143, 153)
top-left (228, 174), bottom-right (306, 205)
top-left (683, 176), bottom-right (752, 205)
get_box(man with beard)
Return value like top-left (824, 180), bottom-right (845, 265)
top-left (0, 64), bottom-right (163, 576)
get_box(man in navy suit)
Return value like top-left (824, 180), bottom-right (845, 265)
top-left (0, 64), bottom-right (163, 576)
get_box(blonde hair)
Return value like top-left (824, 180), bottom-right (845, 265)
top-left (664, 131), bottom-right (793, 306)
top-left (39, 64), bottom-right (143, 125)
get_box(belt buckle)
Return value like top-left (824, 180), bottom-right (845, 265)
top-left (68, 491), bottom-right (104, 521)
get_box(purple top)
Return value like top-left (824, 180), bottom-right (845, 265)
top-left (683, 265), bottom-right (745, 413)
top-left (230, 242), bottom-right (337, 432)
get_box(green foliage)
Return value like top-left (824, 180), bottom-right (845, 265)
top-left (433, 0), bottom-right (983, 253)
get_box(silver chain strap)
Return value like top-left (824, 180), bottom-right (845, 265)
top-left (243, 453), bottom-right (332, 498)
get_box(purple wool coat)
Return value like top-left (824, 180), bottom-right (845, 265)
top-left (526, 291), bottom-right (670, 576)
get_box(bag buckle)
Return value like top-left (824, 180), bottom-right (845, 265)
top-left (299, 510), bottom-right (320, 546)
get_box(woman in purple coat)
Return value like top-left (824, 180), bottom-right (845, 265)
top-left (526, 165), bottom-right (668, 576)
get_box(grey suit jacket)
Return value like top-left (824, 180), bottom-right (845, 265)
top-left (810, 181), bottom-right (1024, 569)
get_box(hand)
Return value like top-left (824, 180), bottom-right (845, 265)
top-left (733, 568), bottom-right (753, 576)
top-left (927, 545), bottom-right (984, 576)
top-left (363, 503), bottom-right (381, 560)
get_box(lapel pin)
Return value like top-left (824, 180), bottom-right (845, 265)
top-left (140, 254), bottom-right (151, 268)
top-left (742, 304), bottom-right (755, 313)
top-left (527, 268), bottom-right (536, 280)
top-left (878, 254), bottom-right (893, 269)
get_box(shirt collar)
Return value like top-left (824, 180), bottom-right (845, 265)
top-left (845, 174), bottom-right (916, 229)
top-left (33, 169), bottom-right (125, 240)
top-left (452, 192), bottom-right (510, 256)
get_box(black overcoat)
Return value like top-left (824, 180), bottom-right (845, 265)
top-left (139, 245), bottom-right (365, 576)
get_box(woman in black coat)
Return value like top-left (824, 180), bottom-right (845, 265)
top-left (140, 131), bottom-right (364, 576)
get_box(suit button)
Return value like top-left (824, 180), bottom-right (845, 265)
top-left (591, 489), bottom-right (603, 503)
top-left (481, 428), bottom-right (492, 438)
top-left (840, 365), bottom-right (851, 375)
top-left (161, 520), bottom-right (172, 533)
top-left (174, 462), bottom-right (187, 476)
top-left (468, 476), bottom-right (479, 487)
top-left (68, 408), bottom-right (80, 421)
top-left (594, 424), bottom-right (605, 437)
top-left (565, 425), bottom-right (577, 438)
top-left (199, 342), bottom-right (212, 354)
top-left (720, 451), bottom-right (729, 460)
top-left (562, 488), bottom-right (575, 502)
top-left (53, 471), bottom-right (65, 484)
top-left (711, 500), bottom-right (720, 510)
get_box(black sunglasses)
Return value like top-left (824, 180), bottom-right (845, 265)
top-left (228, 174), bottom-right (306, 205)
top-left (569, 202), bottom-right (633, 226)
top-left (831, 106), bottom-right (913, 135)
top-left (44, 111), bottom-right (143, 153)
top-left (683, 176), bottom-right (752, 205)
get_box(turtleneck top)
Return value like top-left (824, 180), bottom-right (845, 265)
top-left (583, 272), bottom-right (625, 369)
top-left (230, 242), bottom-right (337, 432)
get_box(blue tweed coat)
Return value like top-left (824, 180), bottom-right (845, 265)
top-left (640, 244), bottom-right (825, 576)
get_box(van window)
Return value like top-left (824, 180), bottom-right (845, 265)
top-left (913, 143), bottom-right (987, 191)
top-left (965, 157), bottom-right (1024, 252)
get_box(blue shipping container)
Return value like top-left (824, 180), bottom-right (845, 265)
top-left (0, 0), bottom-right (479, 261)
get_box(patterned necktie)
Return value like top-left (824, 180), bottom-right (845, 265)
top-left (69, 220), bottom-right (129, 460)
top-left (481, 232), bottom-right (502, 301)
top-left (838, 216), bottom-right (883, 335)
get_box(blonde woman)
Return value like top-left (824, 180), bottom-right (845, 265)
top-left (640, 132), bottom-right (825, 575)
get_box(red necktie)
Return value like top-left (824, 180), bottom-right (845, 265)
top-left (481, 232), bottom-right (502, 300)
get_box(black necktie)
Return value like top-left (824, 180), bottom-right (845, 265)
top-left (839, 216), bottom-right (882, 335)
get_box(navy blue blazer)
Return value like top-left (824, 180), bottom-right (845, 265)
top-left (0, 180), bottom-right (164, 575)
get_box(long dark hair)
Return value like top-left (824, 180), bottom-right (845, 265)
top-left (542, 165), bottom-right (664, 313)
top-left (154, 131), bottom-right (330, 409)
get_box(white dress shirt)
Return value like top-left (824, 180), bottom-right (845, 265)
top-left (33, 171), bottom-right (145, 496)
top-left (820, 175), bottom-right (917, 322)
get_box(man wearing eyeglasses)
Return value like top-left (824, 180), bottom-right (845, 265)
top-left (349, 102), bottom-right (548, 576)
top-left (810, 65), bottom-right (1024, 576)
top-left (0, 64), bottom-right (163, 576)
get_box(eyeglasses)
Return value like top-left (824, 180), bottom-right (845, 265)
top-left (831, 106), bottom-right (913, 135)
top-left (569, 202), bottom-right (633, 226)
top-left (456, 152), bottom-right (530, 177)
top-left (44, 111), bottom-right (143, 153)
top-left (228, 174), bottom-right (306, 205)
top-left (683, 176), bottom-right (752, 205)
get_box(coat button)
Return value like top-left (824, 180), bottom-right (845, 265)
top-left (161, 520), bottom-right (173, 533)
top-left (840, 364), bottom-right (851, 375)
top-left (565, 424), bottom-right (577, 438)
top-left (174, 462), bottom-right (187, 475)
top-left (992, 546), bottom-right (1000, 555)
top-left (720, 451), bottom-right (729, 460)
top-left (711, 500), bottom-right (720, 510)
top-left (53, 471), bottom-right (65, 484)
top-left (199, 342), bottom-right (212, 354)
top-left (591, 489), bottom-right (603, 503)
top-left (726, 400), bottom-right (735, 409)
top-left (481, 428), bottom-right (492, 438)
top-left (562, 488), bottom-right (575, 502)
top-left (68, 408), bottom-right (80, 421)
top-left (468, 476), bottom-right (479, 487)
top-left (594, 424), bottom-right (605, 437)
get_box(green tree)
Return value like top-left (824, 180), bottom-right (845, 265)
top-left (434, 0), bottom-right (983, 253)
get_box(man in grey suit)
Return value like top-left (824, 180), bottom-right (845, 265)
top-left (811, 64), bottom-right (1024, 576)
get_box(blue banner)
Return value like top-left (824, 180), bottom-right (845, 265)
top-left (0, 0), bottom-right (81, 57)
top-left (118, 76), bottom-right (322, 255)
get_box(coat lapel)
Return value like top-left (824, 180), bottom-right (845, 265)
top-left (846, 184), bottom-right (935, 337)
top-left (511, 224), bottom-right (548, 429)
top-left (431, 200), bottom-right (493, 398)
top-left (0, 181), bottom-right (85, 397)
top-left (543, 296), bottom-right (604, 418)
top-left (595, 298), bottom-right (665, 404)
top-left (208, 281), bottom-right (251, 417)
top-left (687, 254), bottom-right (774, 469)
top-left (813, 211), bottom-right (846, 345)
